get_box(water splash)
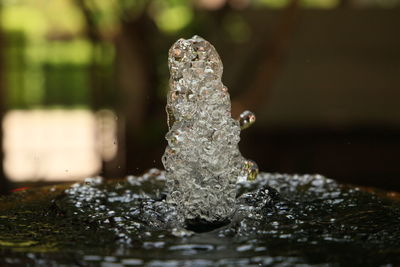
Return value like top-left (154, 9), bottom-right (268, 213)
top-left (162, 36), bottom-right (258, 224)
top-left (2, 170), bottom-right (400, 266)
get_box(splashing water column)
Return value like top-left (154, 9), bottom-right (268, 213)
top-left (162, 36), bottom-right (258, 226)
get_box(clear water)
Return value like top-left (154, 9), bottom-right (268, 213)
top-left (164, 36), bottom-right (259, 223)
top-left (0, 169), bottom-right (400, 266)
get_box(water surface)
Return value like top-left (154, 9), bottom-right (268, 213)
top-left (0, 169), bottom-right (399, 266)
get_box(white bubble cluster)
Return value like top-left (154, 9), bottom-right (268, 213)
top-left (162, 36), bottom-right (258, 223)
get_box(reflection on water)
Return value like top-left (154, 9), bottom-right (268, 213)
top-left (2, 109), bottom-right (117, 182)
top-left (0, 170), bottom-right (399, 266)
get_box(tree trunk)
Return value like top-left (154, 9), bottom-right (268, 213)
top-left (115, 14), bottom-right (159, 175)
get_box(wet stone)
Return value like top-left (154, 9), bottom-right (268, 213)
top-left (1, 170), bottom-right (400, 266)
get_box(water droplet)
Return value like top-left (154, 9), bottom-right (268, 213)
top-left (239, 110), bottom-right (256, 130)
top-left (243, 159), bottom-right (259, 181)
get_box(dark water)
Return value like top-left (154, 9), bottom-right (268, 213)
top-left (1, 169), bottom-right (400, 266)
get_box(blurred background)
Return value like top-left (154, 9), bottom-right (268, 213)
top-left (0, 0), bottom-right (399, 194)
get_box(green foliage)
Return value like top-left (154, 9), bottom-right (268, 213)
top-left (2, 0), bottom-right (398, 109)
top-left (0, 0), bottom-right (109, 109)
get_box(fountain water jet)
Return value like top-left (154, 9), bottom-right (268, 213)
top-left (162, 36), bottom-right (258, 226)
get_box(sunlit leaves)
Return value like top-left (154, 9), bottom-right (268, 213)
top-left (149, 0), bottom-right (194, 34)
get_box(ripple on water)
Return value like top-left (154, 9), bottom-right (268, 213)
top-left (0, 169), bottom-right (400, 266)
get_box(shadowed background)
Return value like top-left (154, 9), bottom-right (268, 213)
top-left (0, 0), bottom-right (399, 193)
